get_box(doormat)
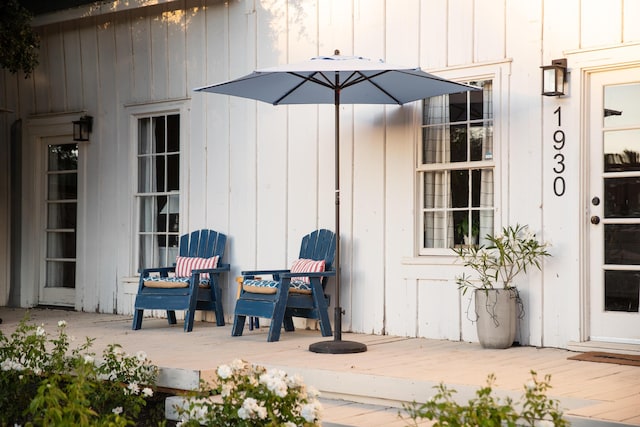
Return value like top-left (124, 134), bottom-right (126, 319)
top-left (568, 351), bottom-right (640, 367)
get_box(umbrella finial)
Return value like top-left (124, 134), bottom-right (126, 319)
top-left (334, 49), bottom-right (340, 56)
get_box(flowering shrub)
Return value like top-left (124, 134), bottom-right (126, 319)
top-left (0, 315), bottom-right (161, 425)
top-left (176, 358), bottom-right (322, 426)
top-left (402, 370), bottom-right (569, 426)
top-left (454, 224), bottom-right (551, 293)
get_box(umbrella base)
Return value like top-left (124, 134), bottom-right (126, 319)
top-left (308, 339), bottom-right (367, 354)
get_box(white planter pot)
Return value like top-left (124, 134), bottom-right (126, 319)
top-left (474, 288), bottom-right (518, 349)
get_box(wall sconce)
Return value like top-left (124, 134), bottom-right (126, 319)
top-left (541, 59), bottom-right (567, 96)
top-left (73, 115), bottom-right (93, 141)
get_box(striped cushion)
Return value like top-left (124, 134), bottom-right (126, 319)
top-left (143, 276), bottom-right (211, 289)
top-left (175, 255), bottom-right (219, 279)
top-left (242, 279), bottom-right (312, 295)
top-left (290, 258), bottom-right (325, 284)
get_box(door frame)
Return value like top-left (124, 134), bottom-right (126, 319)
top-left (22, 112), bottom-right (86, 308)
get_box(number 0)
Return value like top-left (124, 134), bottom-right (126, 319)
top-left (553, 176), bottom-right (565, 196)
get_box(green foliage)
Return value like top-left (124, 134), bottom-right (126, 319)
top-left (175, 358), bottom-right (322, 426)
top-left (402, 371), bottom-right (570, 426)
top-left (0, 0), bottom-right (40, 76)
top-left (0, 314), bottom-right (162, 426)
top-left (454, 224), bottom-right (551, 294)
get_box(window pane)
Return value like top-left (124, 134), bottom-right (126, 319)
top-left (138, 118), bottom-right (151, 154)
top-left (451, 170), bottom-right (469, 208)
top-left (470, 123), bottom-right (493, 161)
top-left (48, 203), bottom-right (77, 228)
top-left (469, 88), bottom-right (484, 120)
top-left (422, 125), bottom-right (448, 164)
top-left (423, 171), bottom-right (447, 209)
top-left (138, 156), bottom-right (152, 192)
top-left (604, 270), bottom-right (640, 312)
top-left (450, 124), bottom-right (467, 162)
top-left (156, 156), bottom-right (166, 192)
top-left (604, 83), bottom-right (640, 128)
top-left (423, 211), bottom-right (448, 248)
top-left (153, 116), bottom-right (166, 153)
top-left (48, 173), bottom-right (78, 200)
top-left (46, 261), bottom-right (76, 288)
top-left (449, 92), bottom-right (467, 122)
top-left (603, 129), bottom-right (640, 172)
top-left (167, 114), bottom-right (180, 152)
top-left (139, 196), bottom-right (156, 232)
top-left (167, 154), bottom-right (179, 191)
top-left (477, 169), bottom-right (494, 207)
top-left (48, 145), bottom-right (78, 171)
top-left (604, 224), bottom-right (640, 265)
top-left (47, 231), bottom-right (76, 258)
top-left (604, 177), bottom-right (640, 218)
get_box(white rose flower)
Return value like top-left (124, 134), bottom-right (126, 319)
top-left (142, 387), bottom-right (153, 397)
top-left (57, 320), bottom-right (66, 327)
top-left (217, 364), bottom-right (232, 379)
top-left (35, 326), bottom-right (45, 336)
top-left (112, 406), bottom-right (123, 415)
top-left (136, 350), bottom-right (147, 362)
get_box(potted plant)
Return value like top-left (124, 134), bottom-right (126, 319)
top-left (453, 224), bottom-right (551, 349)
top-left (456, 217), bottom-right (480, 245)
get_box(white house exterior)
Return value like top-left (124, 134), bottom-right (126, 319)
top-left (1, 0), bottom-right (639, 352)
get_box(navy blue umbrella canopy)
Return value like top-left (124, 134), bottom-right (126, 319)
top-left (195, 51), bottom-right (479, 353)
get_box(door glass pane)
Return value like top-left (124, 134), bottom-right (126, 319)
top-left (47, 203), bottom-right (77, 228)
top-left (46, 261), bottom-right (76, 289)
top-left (604, 270), bottom-right (640, 312)
top-left (604, 177), bottom-right (640, 218)
top-left (603, 129), bottom-right (640, 172)
top-left (48, 144), bottom-right (78, 171)
top-left (604, 224), bottom-right (640, 265)
top-left (604, 83), bottom-right (640, 127)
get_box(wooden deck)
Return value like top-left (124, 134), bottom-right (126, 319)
top-left (1, 307), bottom-right (639, 426)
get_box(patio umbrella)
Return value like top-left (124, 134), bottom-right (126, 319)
top-left (195, 50), bottom-right (478, 354)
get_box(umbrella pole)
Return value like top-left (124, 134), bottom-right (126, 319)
top-left (309, 79), bottom-right (367, 354)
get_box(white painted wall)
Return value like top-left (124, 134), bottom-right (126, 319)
top-left (0, 0), bottom-right (638, 349)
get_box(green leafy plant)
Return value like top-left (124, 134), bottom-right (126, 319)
top-left (0, 315), bottom-right (163, 425)
top-left (456, 217), bottom-right (480, 242)
top-left (402, 370), bottom-right (569, 426)
top-left (175, 358), bottom-right (322, 426)
top-left (454, 223), bottom-right (551, 294)
top-left (0, 0), bottom-right (40, 76)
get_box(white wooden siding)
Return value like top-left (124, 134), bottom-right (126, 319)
top-left (0, 0), bottom-right (638, 349)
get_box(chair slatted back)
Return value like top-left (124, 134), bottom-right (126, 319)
top-left (299, 229), bottom-right (336, 271)
top-left (179, 229), bottom-right (227, 259)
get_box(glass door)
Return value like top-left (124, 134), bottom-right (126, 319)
top-left (588, 68), bottom-right (640, 344)
top-left (40, 138), bottom-right (77, 306)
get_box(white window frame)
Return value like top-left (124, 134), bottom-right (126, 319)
top-left (126, 100), bottom-right (189, 271)
top-left (415, 61), bottom-right (509, 256)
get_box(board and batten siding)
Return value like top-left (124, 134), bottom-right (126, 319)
top-left (0, 0), bottom-right (638, 349)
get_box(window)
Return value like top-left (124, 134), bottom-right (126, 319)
top-left (418, 80), bottom-right (494, 252)
top-left (136, 113), bottom-right (180, 269)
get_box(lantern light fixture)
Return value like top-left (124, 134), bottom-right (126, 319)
top-left (541, 59), bottom-right (567, 96)
top-left (73, 115), bottom-right (93, 141)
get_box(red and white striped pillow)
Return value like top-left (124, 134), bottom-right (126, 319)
top-left (175, 255), bottom-right (219, 279)
top-left (290, 258), bottom-right (325, 284)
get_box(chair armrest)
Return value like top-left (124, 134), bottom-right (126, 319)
top-left (191, 264), bottom-right (231, 275)
top-left (241, 269), bottom-right (290, 277)
top-left (139, 266), bottom-right (175, 277)
top-left (281, 271), bottom-right (336, 279)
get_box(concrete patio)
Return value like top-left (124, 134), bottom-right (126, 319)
top-left (1, 307), bottom-right (638, 426)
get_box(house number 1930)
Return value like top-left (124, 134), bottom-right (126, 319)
top-left (552, 106), bottom-right (565, 196)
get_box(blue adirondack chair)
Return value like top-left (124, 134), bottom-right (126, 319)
top-left (132, 229), bottom-right (230, 332)
top-left (232, 229), bottom-right (335, 342)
